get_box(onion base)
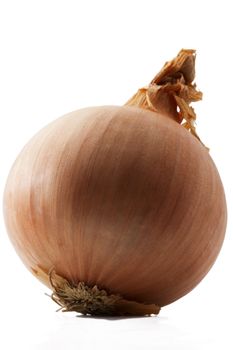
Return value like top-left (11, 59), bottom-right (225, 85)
top-left (48, 269), bottom-right (160, 316)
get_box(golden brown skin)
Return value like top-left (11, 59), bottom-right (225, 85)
top-left (3, 105), bottom-right (227, 307)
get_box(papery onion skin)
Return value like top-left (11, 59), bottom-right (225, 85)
top-left (3, 104), bottom-right (227, 308)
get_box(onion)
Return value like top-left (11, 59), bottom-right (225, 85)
top-left (3, 49), bottom-right (227, 316)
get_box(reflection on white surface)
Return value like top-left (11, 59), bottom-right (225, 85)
top-left (34, 315), bottom-right (219, 350)
top-left (1, 291), bottom-right (231, 350)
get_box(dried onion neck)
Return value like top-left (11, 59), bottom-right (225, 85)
top-left (126, 49), bottom-right (205, 146)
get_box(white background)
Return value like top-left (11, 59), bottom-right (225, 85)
top-left (0, 0), bottom-right (232, 349)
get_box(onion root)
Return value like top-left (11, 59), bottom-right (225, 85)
top-left (48, 269), bottom-right (160, 316)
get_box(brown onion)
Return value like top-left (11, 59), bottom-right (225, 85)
top-left (3, 50), bottom-right (227, 316)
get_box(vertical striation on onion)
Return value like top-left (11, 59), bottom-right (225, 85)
top-left (3, 49), bottom-right (227, 316)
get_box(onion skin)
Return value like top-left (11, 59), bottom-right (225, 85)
top-left (3, 105), bottom-right (227, 308)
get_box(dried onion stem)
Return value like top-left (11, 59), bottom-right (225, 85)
top-left (126, 49), bottom-right (205, 146)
